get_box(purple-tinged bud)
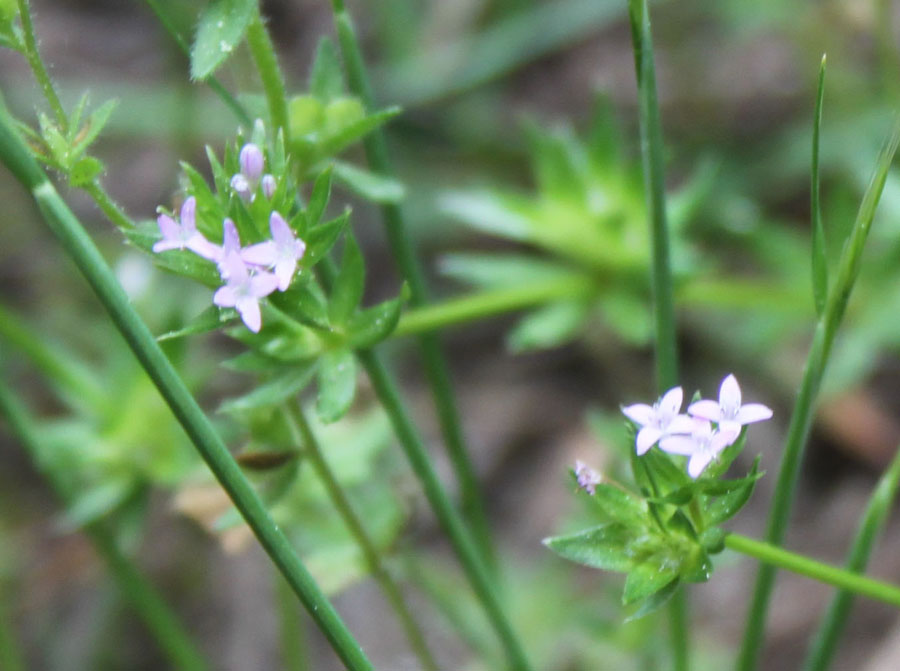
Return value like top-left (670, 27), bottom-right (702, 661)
top-left (239, 143), bottom-right (265, 182)
top-left (230, 173), bottom-right (253, 202)
top-left (574, 460), bottom-right (602, 495)
top-left (261, 174), bottom-right (276, 199)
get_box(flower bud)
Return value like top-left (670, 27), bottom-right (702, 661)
top-left (261, 174), bottom-right (276, 199)
top-left (230, 173), bottom-right (252, 202)
top-left (574, 460), bottom-right (602, 495)
top-left (239, 143), bottom-right (264, 182)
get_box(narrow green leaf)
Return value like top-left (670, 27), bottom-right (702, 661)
top-left (811, 54), bottom-right (828, 317)
top-left (310, 38), bottom-right (344, 102)
top-left (583, 480), bottom-right (650, 529)
top-left (124, 222), bottom-right (221, 287)
top-left (71, 99), bottom-right (118, 158)
top-left (307, 167), bottom-right (333, 228)
top-left (304, 211), bottom-right (349, 266)
top-left (62, 478), bottom-right (132, 529)
top-left (332, 161), bottom-right (405, 204)
top-left (318, 107), bottom-right (401, 157)
top-left (346, 296), bottom-right (403, 349)
top-left (543, 524), bottom-right (637, 573)
top-left (190, 0), bottom-right (255, 80)
top-left (328, 235), bottom-right (365, 325)
top-left (219, 364), bottom-right (316, 414)
top-left (157, 305), bottom-right (238, 341)
top-left (705, 457), bottom-right (762, 527)
top-left (268, 282), bottom-right (331, 330)
top-left (507, 300), bottom-right (588, 352)
top-left (624, 578), bottom-right (679, 622)
top-left (316, 349), bottom-right (357, 423)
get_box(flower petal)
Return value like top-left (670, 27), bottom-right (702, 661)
top-left (235, 296), bottom-right (262, 332)
top-left (636, 427), bottom-right (663, 455)
top-left (269, 211), bottom-right (292, 245)
top-left (659, 386), bottom-right (684, 416)
top-left (736, 403), bottom-right (773, 424)
top-left (719, 374), bottom-right (741, 412)
top-left (687, 452), bottom-right (714, 478)
top-left (687, 400), bottom-right (722, 422)
top-left (213, 285), bottom-right (237, 308)
top-left (666, 414), bottom-right (696, 435)
top-left (659, 435), bottom-right (699, 456)
top-left (186, 235), bottom-right (221, 262)
top-left (180, 197), bottom-right (197, 231)
top-left (250, 270), bottom-right (279, 298)
top-left (218, 251), bottom-right (248, 283)
top-left (622, 403), bottom-right (654, 426)
top-left (242, 241), bottom-right (277, 266)
top-left (273, 259), bottom-right (296, 291)
top-left (156, 213), bottom-right (179, 241)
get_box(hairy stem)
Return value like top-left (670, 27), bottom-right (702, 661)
top-left (16, 0), bottom-right (67, 129)
top-left (245, 11), bottom-right (289, 140)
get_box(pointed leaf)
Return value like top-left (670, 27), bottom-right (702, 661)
top-left (190, 0), bottom-right (255, 80)
top-left (328, 235), bottom-right (365, 325)
top-left (346, 296), bottom-right (403, 349)
top-left (71, 99), bottom-right (118, 158)
top-left (623, 556), bottom-right (680, 604)
top-left (332, 161), bottom-right (405, 204)
top-left (307, 166), bottom-right (333, 228)
top-left (316, 349), bottom-right (357, 423)
top-left (268, 282), bottom-right (331, 330)
top-left (624, 578), bottom-right (679, 622)
top-left (811, 54), bottom-right (828, 316)
top-left (304, 211), bottom-right (349, 266)
top-left (319, 107), bottom-right (401, 157)
top-left (507, 300), bottom-right (588, 352)
top-left (543, 524), bottom-right (637, 573)
top-left (219, 364), bottom-right (316, 414)
top-left (157, 305), bottom-right (239, 341)
top-left (68, 156), bottom-right (104, 187)
top-left (309, 38), bottom-right (344, 101)
top-left (705, 456), bottom-right (762, 526)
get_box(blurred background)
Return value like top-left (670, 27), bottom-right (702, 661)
top-left (3, 0), bottom-right (900, 669)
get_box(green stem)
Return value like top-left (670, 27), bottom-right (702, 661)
top-left (0, 375), bottom-right (208, 671)
top-left (283, 404), bottom-right (439, 671)
top-left (736, 124), bottom-right (900, 671)
top-left (84, 180), bottom-right (134, 231)
top-left (726, 533), bottom-right (900, 609)
top-left (329, 0), bottom-right (496, 574)
top-left (627, 2), bottom-right (683, 668)
top-left (801, 446), bottom-right (900, 671)
top-left (357, 348), bottom-right (533, 671)
top-left (245, 12), bottom-right (289, 140)
top-left (16, 0), bottom-right (67, 130)
top-left (275, 572), bottom-right (310, 671)
top-left (0, 98), bottom-right (375, 671)
top-left (394, 276), bottom-right (594, 337)
top-left (141, 0), bottom-right (252, 126)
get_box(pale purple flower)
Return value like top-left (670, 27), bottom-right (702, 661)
top-left (239, 143), bottom-right (264, 182)
top-left (241, 212), bottom-right (306, 291)
top-left (688, 374), bottom-right (773, 436)
top-left (659, 419), bottom-right (739, 478)
top-left (212, 252), bottom-right (279, 333)
top-left (261, 174), bottom-right (276, 199)
top-left (152, 197), bottom-right (218, 259)
top-left (574, 460), bottom-right (602, 495)
top-left (622, 386), bottom-right (695, 455)
top-left (230, 173), bottom-right (253, 201)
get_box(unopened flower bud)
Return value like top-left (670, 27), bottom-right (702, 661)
top-left (574, 460), bottom-right (602, 495)
top-left (261, 174), bottom-right (276, 199)
top-left (239, 143), bottom-right (264, 182)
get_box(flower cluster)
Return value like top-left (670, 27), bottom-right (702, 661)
top-left (152, 144), bottom-right (306, 333)
top-left (622, 374), bottom-right (772, 478)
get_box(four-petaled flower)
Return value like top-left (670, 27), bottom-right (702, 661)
top-left (622, 386), bottom-right (695, 455)
top-left (152, 197), bottom-right (218, 260)
top-left (241, 212), bottom-right (306, 291)
top-left (688, 374), bottom-right (773, 436)
top-left (660, 419), bottom-right (739, 478)
top-left (213, 252), bottom-right (279, 333)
